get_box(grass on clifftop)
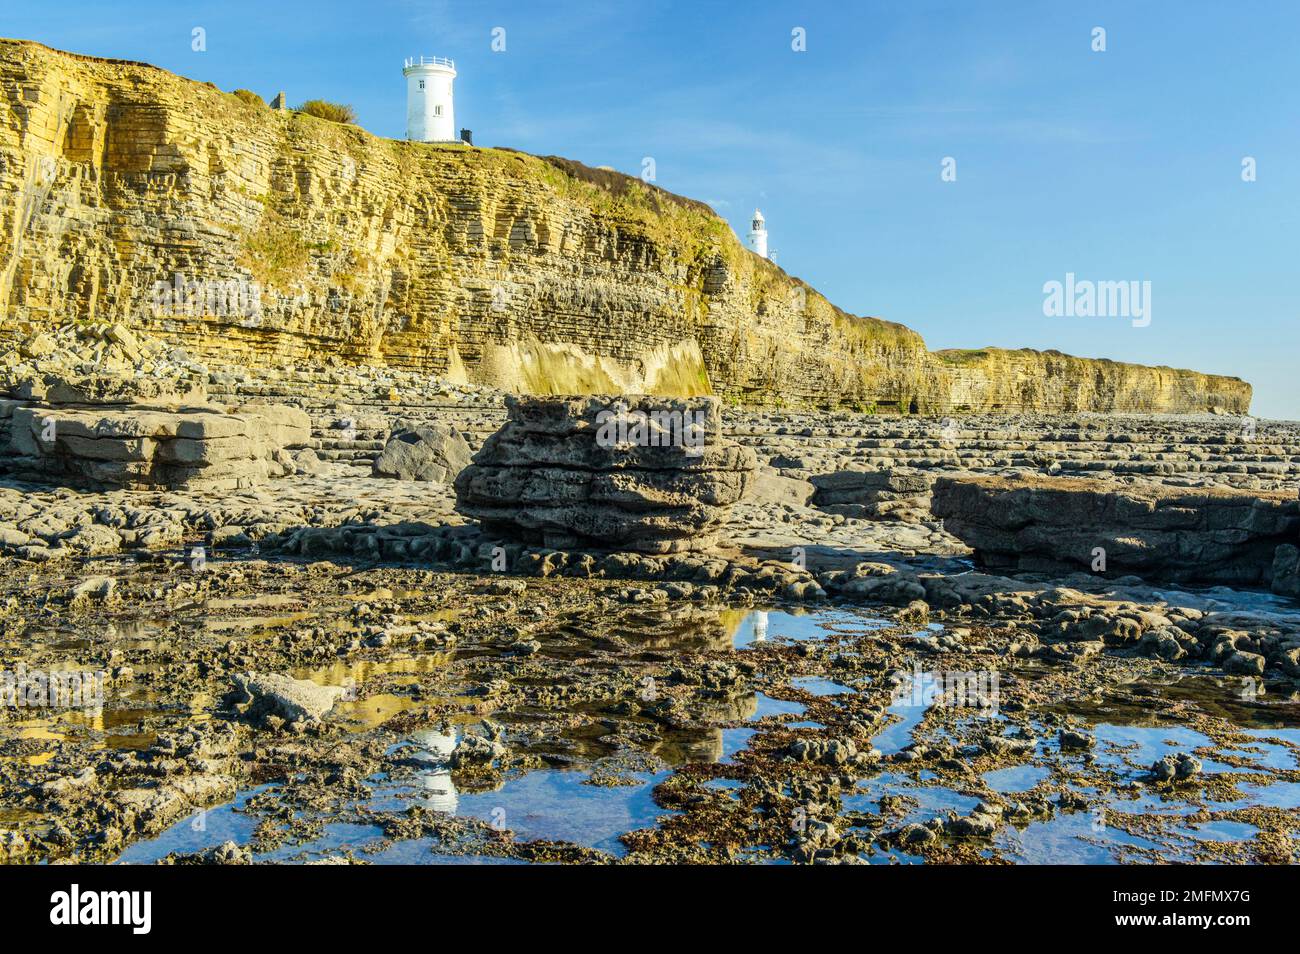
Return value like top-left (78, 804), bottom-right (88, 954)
top-left (832, 309), bottom-right (927, 352)
top-left (297, 99), bottom-right (357, 124)
top-left (935, 348), bottom-right (992, 364)
top-left (534, 155), bottom-right (714, 216)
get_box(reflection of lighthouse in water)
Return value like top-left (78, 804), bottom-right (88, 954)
top-left (410, 728), bottom-right (459, 813)
top-left (752, 610), bottom-right (769, 644)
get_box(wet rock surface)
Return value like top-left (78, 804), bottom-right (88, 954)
top-left (0, 333), bottom-right (1297, 865)
top-left (3, 548), bottom-right (1297, 867)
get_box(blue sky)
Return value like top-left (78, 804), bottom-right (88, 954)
top-left (8, 0), bottom-right (1299, 416)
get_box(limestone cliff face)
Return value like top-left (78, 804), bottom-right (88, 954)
top-left (929, 349), bottom-right (1250, 415)
top-left (0, 40), bottom-right (1252, 414)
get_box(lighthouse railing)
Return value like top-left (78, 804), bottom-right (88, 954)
top-left (403, 56), bottom-right (455, 69)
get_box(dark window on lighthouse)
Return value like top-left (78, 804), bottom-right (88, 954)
top-left (418, 80), bottom-right (425, 89)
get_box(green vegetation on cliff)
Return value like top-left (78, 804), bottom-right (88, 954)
top-left (296, 99), bottom-right (357, 124)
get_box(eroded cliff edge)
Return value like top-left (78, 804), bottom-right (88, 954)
top-left (0, 39), bottom-right (1251, 413)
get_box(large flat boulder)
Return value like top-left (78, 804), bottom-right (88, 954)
top-left (454, 395), bottom-right (757, 553)
top-left (931, 474), bottom-right (1300, 585)
top-left (811, 467), bottom-right (935, 521)
top-left (4, 401), bottom-right (310, 490)
top-left (744, 468), bottom-right (816, 508)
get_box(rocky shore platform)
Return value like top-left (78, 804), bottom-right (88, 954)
top-left (1, 326), bottom-right (1298, 866)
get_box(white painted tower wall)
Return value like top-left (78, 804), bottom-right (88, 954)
top-left (404, 56), bottom-right (457, 142)
top-left (747, 209), bottom-right (768, 259)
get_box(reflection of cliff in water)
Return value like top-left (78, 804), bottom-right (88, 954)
top-left (613, 606), bottom-right (751, 653)
top-left (393, 605), bottom-right (789, 817)
top-left (537, 691), bottom-right (759, 767)
top-left (654, 692), bottom-right (760, 765)
top-left (402, 697), bottom-right (760, 823)
top-left (591, 604), bottom-right (851, 654)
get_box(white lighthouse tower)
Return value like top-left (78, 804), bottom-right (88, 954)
top-left (403, 56), bottom-right (457, 142)
top-left (747, 209), bottom-right (769, 259)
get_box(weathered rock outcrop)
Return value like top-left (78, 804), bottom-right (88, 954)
top-left (6, 400), bottom-right (309, 489)
top-left (372, 420), bottom-right (471, 483)
top-left (455, 395), bottom-right (757, 552)
top-left (932, 474), bottom-right (1300, 585)
top-left (228, 672), bottom-right (347, 727)
top-left (812, 468), bottom-right (935, 521)
top-left (0, 39), bottom-right (1251, 414)
top-left (1270, 543), bottom-right (1300, 597)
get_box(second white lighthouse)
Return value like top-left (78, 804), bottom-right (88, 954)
top-left (404, 56), bottom-right (457, 142)
top-left (747, 209), bottom-right (769, 259)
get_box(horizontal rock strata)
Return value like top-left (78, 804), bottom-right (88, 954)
top-left (931, 474), bottom-right (1300, 586)
top-left (5, 401), bottom-right (309, 489)
top-left (811, 468), bottom-right (935, 521)
top-left (455, 395), bottom-right (757, 553)
top-left (0, 39), bottom-right (1251, 414)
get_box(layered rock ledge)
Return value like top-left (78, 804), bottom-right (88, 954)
top-left (5, 400), bottom-right (310, 490)
top-left (931, 474), bottom-right (1300, 586)
top-left (454, 395), bottom-right (757, 553)
top-left (811, 468), bottom-right (935, 522)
